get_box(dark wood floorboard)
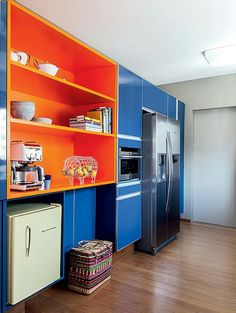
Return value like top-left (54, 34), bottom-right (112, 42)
top-left (25, 222), bottom-right (236, 313)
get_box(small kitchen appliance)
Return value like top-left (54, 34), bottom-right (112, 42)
top-left (10, 141), bottom-right (44, 191)
top-left (118, 147), bottom-right (142, 182)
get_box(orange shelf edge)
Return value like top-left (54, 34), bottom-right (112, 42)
top-left (10, 61), bottom-right (116, 103)
top-left (8, 179), bottom-right (116, 200)
top-left (10, 118), bottom-right (116, 138)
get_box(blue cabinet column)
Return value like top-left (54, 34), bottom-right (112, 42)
top-left (178, 101), bottom-right (185, 214)
top-left (0, 0), bottom-right (7, 200)
top-left (118, 65), bottom-right (142, 137)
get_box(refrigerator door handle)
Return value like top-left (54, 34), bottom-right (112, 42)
top-left (165, 132), bottom-right (171, 212)
top-left (25, 225), bottom-right (31, 257)
top-left (167, 132), bottom-right (174, 213)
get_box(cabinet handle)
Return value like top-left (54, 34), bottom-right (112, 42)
top-left (25, 225), bottom-right (31, 257)
top-left (117, 191), bottom-right (142, 201)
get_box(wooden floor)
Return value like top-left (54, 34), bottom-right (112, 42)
top-left (25, 222), bottom-right (236, 313)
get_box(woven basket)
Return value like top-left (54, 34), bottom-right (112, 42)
top-left (68, 240), bottom-right (113, 294)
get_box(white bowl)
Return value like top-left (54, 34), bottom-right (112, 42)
top-left (32, 117), bottom-right (52, 124)
top-left (11, 101), bottom-right (35, 120)
top-left (38, 63), bottom-right (59, 76)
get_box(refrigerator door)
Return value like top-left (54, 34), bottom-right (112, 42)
top-left (166, 117), bottom-right (180, 239)
top-left (151, 114), bottom-right (168, 249)
top-left (138, 113), bottom-right (154, 252)
top-left (168, 119), bottom-right (180, 155)
top-left (168, 158), bottom-right (180, 238)
top-left (137, 113), bottom-right (168, 253)
top-left (8, 204), bottom-right (62, 304)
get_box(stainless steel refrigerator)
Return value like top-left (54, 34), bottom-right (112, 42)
top-left (136, 112), bottom-right (180, 255)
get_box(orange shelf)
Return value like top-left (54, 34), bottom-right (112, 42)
top-left (10, 1), bottom-right (117, 98)
top-left (10, 118), bottom-right (115, 138)
top-left (7, 1), bottom-right (117, 200)
top-left (8, 179), bottom-right (115, 199)
top-left (11, 61), bottom-right (115, 105)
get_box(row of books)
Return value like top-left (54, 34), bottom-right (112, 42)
top-left (87, 107), bottom-right (112, 134)
top-left (68, 107), bottom-right (112, 133)
top-left (69, 116), bottom-right (101, 132)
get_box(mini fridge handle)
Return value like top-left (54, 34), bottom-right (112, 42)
top-left (25, 225), bottom-right (31, 257)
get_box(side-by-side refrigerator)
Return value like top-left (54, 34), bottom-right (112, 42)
top-left (136, 112), bottom-right (180, 255)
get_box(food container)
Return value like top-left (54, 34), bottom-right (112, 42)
top-left (11, 101), bottom-right (35, 120)
top-left (62, 156), bottom-right (98, 185)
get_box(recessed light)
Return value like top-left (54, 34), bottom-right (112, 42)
top-left (202, 44), bottom-right (236, 67)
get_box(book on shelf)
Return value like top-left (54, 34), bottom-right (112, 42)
top-left (69, 124), bottom-right (102, 132)
top-left (69, 116), bottom-right (101, 125)
top-left (87, 107), bottom-right (112, 133)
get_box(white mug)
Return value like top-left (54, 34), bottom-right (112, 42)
top-left (15, 51), bottom-right (30, 65)
top-left (10, 51), bottom-right (19, 62)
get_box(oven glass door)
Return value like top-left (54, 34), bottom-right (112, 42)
top-left (119, 158), bottom-right (140, 181)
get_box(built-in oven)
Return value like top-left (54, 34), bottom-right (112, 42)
top-left (118, 147), bottom-right (142, 182)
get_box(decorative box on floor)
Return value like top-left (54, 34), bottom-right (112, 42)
top-left (68, 240), bottom-right (113, 294)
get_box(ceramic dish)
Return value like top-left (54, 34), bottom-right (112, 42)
top-left (32, 117), bottom-right (52, 124)
top-left (11, 101), bottom-right (35, 120)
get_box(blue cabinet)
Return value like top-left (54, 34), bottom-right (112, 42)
top-left (143, 80), bottom-right (167, 115)
top-left (0, 1), bottom-right (7, 200)
top-left (178, 101), bottom-right (185, 214)
top-left (96, 184), bottom-right (142, 251)
top-left (74, 188), bottom-right (96, 242)
top-left (118, 65), bottom-right (142, 137)
top-left (117, 193), bottom-right (142, 250)
top-left (167, 95), bottom-right (177, 120)
top-left (63, 188), bottom-right (96, 253)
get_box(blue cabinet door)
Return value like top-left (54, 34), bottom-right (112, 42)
top-left (119, 65), bottom-right (142, 137)
top-left (178, 101), bottom-right (185, 214)
top-left (143, 80), bottom-right (167, 115)
top-left (0, 1), bottom-right (7, 200)
top-left (63, 188), bottom-right (96, 252)
top-left (74, 188), bottom-right (96, 243)
top-left (117, 194), bottom-right (142, 251)
top-left (167, 95), bottom-right (177, 120)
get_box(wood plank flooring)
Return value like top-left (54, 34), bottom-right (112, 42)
top-left (25, 222), bottom-right (236, 313)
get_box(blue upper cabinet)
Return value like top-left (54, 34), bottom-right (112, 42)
top-left (167, 94), bottom-right (177, 120)
top-left (143, 80), bottom-right (167, 115)
top-left (118, 65), bottom-right (142, 138)
top-left (178, 101), bottom-right (185, 214)
top-left (0, 1), bottom-right (7, 200)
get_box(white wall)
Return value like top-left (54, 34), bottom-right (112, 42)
top-left (160, 73), bottom-right (236, 219)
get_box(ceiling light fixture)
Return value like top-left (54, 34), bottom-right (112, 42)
top-left (202, 44), bottom-right (236, 67)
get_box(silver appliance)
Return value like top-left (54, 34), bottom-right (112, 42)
top-left (10, 141), bottom-right (44, 191)
top-left (135, 113), bottom-right (180, 255)
top-left (118, 147), bottom-right (142, 182)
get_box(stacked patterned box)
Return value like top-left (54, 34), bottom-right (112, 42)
top-left (68, 240), bottom-right (113, 294)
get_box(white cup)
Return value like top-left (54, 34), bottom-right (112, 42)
top-left (10, 51), bottom-right (19, 62)
top-left (15, 51), bottom-right (30, 65)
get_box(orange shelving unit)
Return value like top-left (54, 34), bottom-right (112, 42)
top-left (7, 1), bottom-right (117, 199)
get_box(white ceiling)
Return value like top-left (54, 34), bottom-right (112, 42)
top-left (17, 0), bottom-right (236, 85)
